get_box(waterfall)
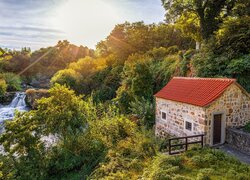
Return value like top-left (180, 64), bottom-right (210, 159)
top-left (0, 92), bottom-right (29, 123)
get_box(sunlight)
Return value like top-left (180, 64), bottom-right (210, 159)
top-left (53, 0), bottom-right (121, 48)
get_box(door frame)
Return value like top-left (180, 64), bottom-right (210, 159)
top-left (210, 112), bottom-right (226, 146)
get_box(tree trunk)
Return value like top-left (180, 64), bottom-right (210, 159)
top-left (196, 41), bottom-right (201, 50)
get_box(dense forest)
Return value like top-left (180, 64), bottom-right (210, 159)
top-left (0, 0), bottom-right (250, 179)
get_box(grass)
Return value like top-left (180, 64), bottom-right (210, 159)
top-left (144, 147), bottom-right (250, 180)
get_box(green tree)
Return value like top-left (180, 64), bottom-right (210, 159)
top-left (215, 16), bottom-right (250, 58)
top-left (161, 0), bottom-right (238, 40)
top-left (116, 54), bottom-right (154, 112)
top-left (0, 73), bottom-right (22, 91)
top-left (51, 69), bottom-right (80, 90)
top-left (35, 84), bottom-right (86, 139)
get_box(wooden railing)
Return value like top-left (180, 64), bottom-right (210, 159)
top-left (168, 134), bottom-right (204, 155)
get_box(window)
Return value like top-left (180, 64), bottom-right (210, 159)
top-left (161, 111), bottom-right (167, 120)
top-left (185, 121), bottom-right (192, 131)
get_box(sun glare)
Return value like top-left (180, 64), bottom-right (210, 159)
top-left (53, 0), bottom-right (121, 48)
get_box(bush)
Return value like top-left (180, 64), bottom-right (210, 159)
top-left (215, 16), bottom-right (250, 59)
top-left (129, 97), bottom-right (155, 128)
top-left (0, 79), bottom-right (7, 95)
top-left (50, 69), bottom-right (80, 90)
top-left (147, 47), bottom-right (169, 61)
top-left (243, 122), bottom-right (250, 132)
top-left (196, 168), bottom-right (214, 180)
top-left (166, 45), bottom-right (179, 55)
top-left (0, 73), bottom-right (22, 91)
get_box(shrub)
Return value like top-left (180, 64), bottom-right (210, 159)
top-left (191, 155), bottom-right (206, 167)
top-left (129, 97), bottom-right (155, 128)
top-left (50, 69), bottom-right (80, 90)
top-left (196, 168), bottom-right (214, 180)
top-left (243, 122), bottom-right (250, 132)
top-left (0, 73), bottom-right (22, 91)
top-left (166, 45), bottom-right (179, 55)
top-left (215, 16), bottom-right (250, 59)
top-left (147, 47), bottom-right (168, 61)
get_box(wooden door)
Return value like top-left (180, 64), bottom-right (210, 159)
top-left (213, 114), bottom-right (222, 145)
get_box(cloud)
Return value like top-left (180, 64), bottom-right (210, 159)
top-left (0, 0), bottom-right (66, 50)
top-left (0, 25), bottom-right (64, 34)
top-left (0, 0), bottom-right (165, 50)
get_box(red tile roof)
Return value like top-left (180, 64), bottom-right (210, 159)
top-left (155, 77), bottom-right (236, 107)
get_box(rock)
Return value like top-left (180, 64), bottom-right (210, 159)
top-left (0, 92), bottom-right (16, 105)
top-left (25, 89), bottom-right (49, 109)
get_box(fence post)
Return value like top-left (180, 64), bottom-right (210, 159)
top-left (169, 139), bottom-right (171, 155)
top-left (185, 137), bottom-right (188, 151)
top-left (201, 135), bottom-right (204, 148)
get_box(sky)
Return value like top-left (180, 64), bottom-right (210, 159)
top-left (0, 0), bottom-right (165, 50)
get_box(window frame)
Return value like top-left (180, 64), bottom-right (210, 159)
top-left (184, 120), bottom-right (193, 132)
top-left (160, 110), bottom-right (167, 121)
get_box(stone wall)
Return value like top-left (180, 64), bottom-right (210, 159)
top-left (155, 98), bottom-right (206, 139)
top-left (226, 128), bottom-right (250, 155)
top-left (205, 84), bottom-right (250, 144)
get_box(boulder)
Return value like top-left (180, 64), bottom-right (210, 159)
top-left (25, 89), bottom-right (49, 109)
top-left (0, 92), bottom-right (16, 105)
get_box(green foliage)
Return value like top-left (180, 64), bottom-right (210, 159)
top-left (129, 97), bottom-right (155, 128)
top-left (0, 73), bottom-right (22, 91)
top-left (116, 54), bottom-right (154, 112)
top-left (90, 121), bottom-right (156, 179)
top-left (179, 49), bottom-right (195, 76)
top-left (142, 154), bottom-right (185, 179)
top-left (244, 122), bottom-right (250, 132)
top-left (147, 47), bottom-right (169, 61)
top-left (51, 69), bottom-right (80, 90)
top-left (191, 15), bottom-right (250, 92)
top-left (35, 84), bottom-right (86, 138)
top-left (0, 41), bottom-right (94, 87)
top-left (196, 168), bottom-right (214, 180)
top-left (0, 85), bottom-right (158, 179)
top-left (226, 54), bottom-right (250, 91)
top-left (216, 16), bottom-right (250, 58)
top-left (0, 2), bottom-right (249, 179)
top-left (98, 22), bottom-right (194, 59)
top-left (166, 45), bottom-right (179, 55)
top-left (0, 79), bottom-right (7, 96)
top-left (161, 0), bottom-right (242, 40)
top-left (0, 85), bottom-right (90, 179)
top-left (143, 148), bottom-right (250, 180)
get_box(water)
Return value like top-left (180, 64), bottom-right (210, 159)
top-left (0, 92), bottom-right (29, 123)
top-left (0, 92), bottom-right (57, 154)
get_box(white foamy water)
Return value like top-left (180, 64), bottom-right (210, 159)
top-left (0, 93), bottom-right (60, 154)
top-left (0, 92), bottom-right (29, 123)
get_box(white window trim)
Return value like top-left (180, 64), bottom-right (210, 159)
top-left (184, 120), bottom-right (193, 132)
top-left (160, 110), bottom-right (167, 121)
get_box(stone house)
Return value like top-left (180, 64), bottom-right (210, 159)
top-left (155, 77), bottom-right (250, 146)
